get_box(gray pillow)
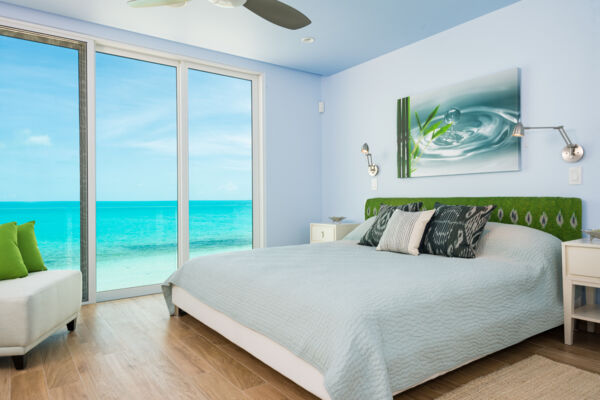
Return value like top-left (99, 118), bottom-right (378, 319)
top-left (343, 217), bottom-right (376, 241)
top-left (376, 209), bottom-right (435, 255)
top-left (358, 202), bottom-right (423, 247)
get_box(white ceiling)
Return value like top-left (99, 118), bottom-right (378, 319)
top-left (0, 0), bottom-right (519, 75)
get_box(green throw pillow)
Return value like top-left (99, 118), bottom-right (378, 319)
top-left (18, 221), bottom-right (47, 272)
top-left (0, 222), bottom-right (29, 280)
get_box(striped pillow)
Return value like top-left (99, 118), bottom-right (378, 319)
top-left (358, 202), bottom-right (423, 247)
top-left (376, 209), bottom-right (436, 255)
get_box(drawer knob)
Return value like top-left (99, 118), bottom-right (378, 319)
top-left (321, 231), bottom-right (324, 238)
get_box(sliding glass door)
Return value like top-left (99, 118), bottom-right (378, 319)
top-left (95, 52), bottom-right (177, 293)
top-left (188, 69), bottom-right (253, 258)
top-left (0, 22), bottom-right (261, 302)
top-left (0, 27), bottom-right (89, 299)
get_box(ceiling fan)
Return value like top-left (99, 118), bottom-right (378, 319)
top-left (127, 0), bottom-right (311, 30)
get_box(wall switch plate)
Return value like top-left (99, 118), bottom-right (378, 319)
top-left (569, 166), bottom-right (582, 185)
top-left (371, 177), bottom-right (378, 191)
top-left (318, 101), bottom-right (324, 113)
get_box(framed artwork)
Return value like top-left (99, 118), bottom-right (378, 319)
top-left (397, 68), bottom-right (521, 178)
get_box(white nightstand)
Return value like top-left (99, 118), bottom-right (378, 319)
top-left (562, 238), bottom-right (600, 345)
top-left (310, 223), bottom-right (359, 244)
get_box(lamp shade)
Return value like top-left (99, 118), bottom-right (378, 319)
top-left (361, 143), bottom-right (370, 154)
top-left (512, 122), bottom-right (525, 137)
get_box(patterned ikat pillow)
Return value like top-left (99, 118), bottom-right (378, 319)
top-left (420, 202), bottom-right (496, 258)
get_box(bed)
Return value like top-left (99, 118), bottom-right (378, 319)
top-left (162, 196), bottom-right (582, 400)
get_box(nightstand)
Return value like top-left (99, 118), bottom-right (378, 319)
top-left (310, 223), bottom-right (359, 244)
top-left (562, 239), bottom-right (600, 345)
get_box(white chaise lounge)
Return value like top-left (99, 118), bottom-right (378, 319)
top-left (0, 270), bottom-right (82, 369)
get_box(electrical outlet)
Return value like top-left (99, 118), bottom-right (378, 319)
top-left (371, 177), bottom-right (378, 191)
top-left (569, 166), bottom-right (582, 185)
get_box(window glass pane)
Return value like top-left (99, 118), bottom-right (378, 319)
top-left (188, 69), bottom-right (252, 259)
top-left (0, 34), bottom-right (81, 272)
top-left (96, 53), bottom-right (177, 292)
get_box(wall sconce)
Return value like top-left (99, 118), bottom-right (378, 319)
top-left (512, 123), bottom-right (584, 163)
top-left (361, 143), bottom-right (379, 176)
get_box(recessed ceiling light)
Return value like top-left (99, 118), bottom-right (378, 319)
top-left (301, 37), bottom-right (315, 44)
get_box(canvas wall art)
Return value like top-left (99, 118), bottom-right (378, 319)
top-left (397, 69), bottom-right (521, 178)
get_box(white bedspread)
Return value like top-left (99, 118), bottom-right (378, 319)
top-left (163, 222), bottom-right (563, 400)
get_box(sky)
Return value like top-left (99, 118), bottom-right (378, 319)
top-left (0, 35), bottom-right (252, 202)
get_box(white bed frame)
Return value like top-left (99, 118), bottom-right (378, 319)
top-left (172, 286), bottom-right (486, 399)
top-left (172, 286), bottom-right (332, 400)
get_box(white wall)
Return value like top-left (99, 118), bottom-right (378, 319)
top-left (0, 2), bottom-right (323, 246)
top-left (321, 0), bottom-right (599, 229)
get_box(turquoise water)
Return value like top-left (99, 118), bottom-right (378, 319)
top-left (0, 201), bottom-right (252, 291)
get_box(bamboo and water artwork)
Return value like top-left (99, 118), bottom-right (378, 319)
top-left (397, 69), bottom-right (521, 178)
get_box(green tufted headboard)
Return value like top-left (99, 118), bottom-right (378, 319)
top-left (365, 197), bottom-right (582, 242)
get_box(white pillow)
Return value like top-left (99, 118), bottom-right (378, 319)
top-left (376, 209), bottom-right (435, 255)
top-left (476, 222), bottom-right (562, 259)
top-left (343, 217), bottom-right (376, 241)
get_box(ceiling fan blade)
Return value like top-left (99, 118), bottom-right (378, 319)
top-left (243, 0), bottom-right (310, 30)
top-left (128, 0), bottom-right (188, 8)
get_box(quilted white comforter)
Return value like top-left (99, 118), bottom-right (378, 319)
top-left (163, 222), bottom-right (563, 400)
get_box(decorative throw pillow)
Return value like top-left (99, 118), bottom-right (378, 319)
top-left (0, 222), bottom-right (29, 280)
top-left (359, 202), bottom-right (423, 247)
top-left (18, 221), bottom-right (47, 272)
top-left (343, 217), bottom-right (376, 241)
top-left (376, 209), bottom-right (436, 255)
top-left (420, 203), bottom-right (496, 258)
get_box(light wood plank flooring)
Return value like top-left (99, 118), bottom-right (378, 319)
top-left (2, 294), bottom-right (599, 400)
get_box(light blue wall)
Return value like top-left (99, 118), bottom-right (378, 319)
top-left (0, 2), bottom-right (323, 247)
top-left (2, 0), bottom-right (599, 246)
top-left (320, 0), bottom-right (599, 232)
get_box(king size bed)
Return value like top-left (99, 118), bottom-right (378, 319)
top-left (162, 197), bottom-right (582, 400)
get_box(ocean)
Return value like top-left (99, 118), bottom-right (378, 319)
top-left (0, 200), bottom-right (252, 291)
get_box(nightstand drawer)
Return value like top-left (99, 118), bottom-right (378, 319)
top-left (311, 225), bottom-right (335, 242)
top-left (565, 246), bottom-right (600, 278)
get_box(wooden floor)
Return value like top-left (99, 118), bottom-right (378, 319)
top-left (2, 295), bottom-right (600, 400)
